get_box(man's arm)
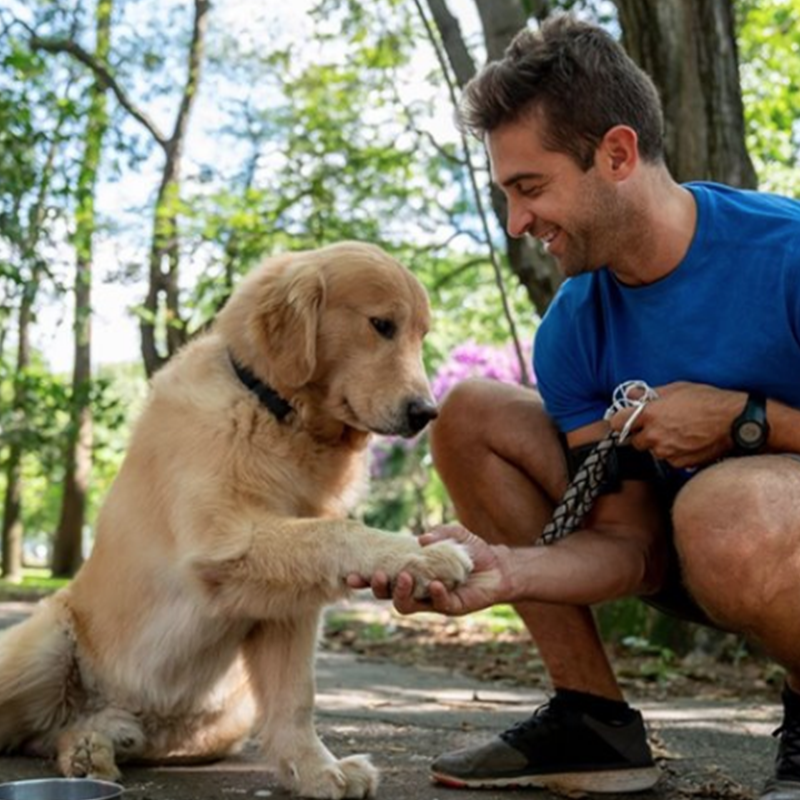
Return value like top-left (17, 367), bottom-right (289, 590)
top-left (350, 418), bottom-right (670, 616)
top-left (609, 382), bottom-right (800, 466)
top-left (765, 398), bottom-right (800, 454)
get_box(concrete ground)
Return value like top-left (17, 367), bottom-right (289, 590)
top-left (0, 599), bottom-right (778, 799)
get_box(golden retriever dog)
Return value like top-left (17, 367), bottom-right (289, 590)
top-left (0, 242), bottom-right (472, 799)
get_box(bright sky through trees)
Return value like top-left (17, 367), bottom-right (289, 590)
top-left (33, 0), bottom-right (482, 372)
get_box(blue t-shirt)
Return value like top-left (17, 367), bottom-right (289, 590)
top-left (533, 182), bottom-right (800, 433)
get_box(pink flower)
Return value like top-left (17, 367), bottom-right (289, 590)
top-left (431, 340), bottom-right (534, 401)
top-left (368, 340), bottom-right (534, 480)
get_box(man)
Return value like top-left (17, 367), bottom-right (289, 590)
top-left (348, 14), bottom-right (800, 799)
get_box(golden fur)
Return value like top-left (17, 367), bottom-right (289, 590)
top-left (0, 242), bottom-right (471, 799)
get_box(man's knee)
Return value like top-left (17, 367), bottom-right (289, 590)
top-left (430, 379), bottom-right (564, 502)
top-left (430, 380), bottom-right (488, 454)
top-left (431, 379), bottom-right (549, 456)
top-left (672, 458), bottom-right (798, 619)
top-left (672, 464), bottom-right (761, 575)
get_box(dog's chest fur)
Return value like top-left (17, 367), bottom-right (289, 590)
top-left (226, 399), bottom-right (370, 520)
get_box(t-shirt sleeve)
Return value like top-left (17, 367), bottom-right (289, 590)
top-left (533, 297), bottom-right (608, 434)
top-left (789, 241), bottom-right (800, 343)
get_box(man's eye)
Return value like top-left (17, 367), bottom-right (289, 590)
top-left (519, 184), bottom-right (542, 197)
top-left (369, 317), bottom-right (396, 339)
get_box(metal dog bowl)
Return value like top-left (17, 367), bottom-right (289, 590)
top-left (0, 779), bottom-right (123, 800)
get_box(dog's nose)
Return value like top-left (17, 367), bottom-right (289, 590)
top-left (406, 397), bottom-right (439, 435)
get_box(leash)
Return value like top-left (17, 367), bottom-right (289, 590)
top-left (538, 380), bottom-right (658, 546)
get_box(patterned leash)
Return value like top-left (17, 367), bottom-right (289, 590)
top-left (538, 381), bottom-right (658, 546)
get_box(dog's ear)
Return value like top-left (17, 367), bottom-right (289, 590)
top-left (255, 256), bottom-right (326, 389)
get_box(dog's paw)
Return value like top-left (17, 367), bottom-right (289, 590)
top-left (283, 753), bottom-right (378, 799)
top-left (403, 540), bottom-right (473, 599)
top-left (335, 755), bottom-right (379, 799)
top-left (56, 730), bottom-right (121, 781)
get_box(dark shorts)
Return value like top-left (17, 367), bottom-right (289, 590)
top-left (562, 444), bottom-right (800, 629)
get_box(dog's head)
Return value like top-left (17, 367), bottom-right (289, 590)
top-left (218, 242), bottom-right (437, 439)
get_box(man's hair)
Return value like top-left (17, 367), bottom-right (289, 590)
top-left (458, 15), bottom-right (665, 170)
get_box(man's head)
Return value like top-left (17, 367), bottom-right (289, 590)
top-left (461, 16), bottom-right (668, 279)
top-left (458, 15), bottom-right (665, 170)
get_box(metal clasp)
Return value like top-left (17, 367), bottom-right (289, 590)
top-left (617, 402), bottom-right (647, 445)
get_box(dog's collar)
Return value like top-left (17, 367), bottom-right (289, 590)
top-left (229, 354), bottom-right (293, 421)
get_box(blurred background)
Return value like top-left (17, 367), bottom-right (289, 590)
top-left (0, 0), bottom-right (798, 667)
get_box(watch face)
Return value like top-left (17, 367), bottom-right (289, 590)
top-left (737, 420), bottom-right (764, 445)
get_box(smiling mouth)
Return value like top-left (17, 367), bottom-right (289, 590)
top-left (536, 226), bottom-right (560, 246)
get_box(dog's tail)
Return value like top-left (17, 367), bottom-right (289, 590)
top-left (0, 594), bottom-right (77, 752)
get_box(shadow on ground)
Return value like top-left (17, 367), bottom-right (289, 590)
top-left (0, 599), bottom-right (778, 799)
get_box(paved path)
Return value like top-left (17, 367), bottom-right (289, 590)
top-left (0, 599), bottom-right (778, 799)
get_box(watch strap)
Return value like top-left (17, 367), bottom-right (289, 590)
top-left (732, 391), bottom-right (769, 454)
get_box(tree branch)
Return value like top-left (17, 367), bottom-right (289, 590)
top-left (167, 0), bottom-right (210, 150)
top-left (416, 0), bottom-right (531, 386)
top-left (29, 33), bottom-right (169, 148)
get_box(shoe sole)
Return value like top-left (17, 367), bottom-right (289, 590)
top-left (431, 766), bottom-right (660, 793)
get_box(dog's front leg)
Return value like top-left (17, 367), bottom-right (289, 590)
top-left (243, 612), bottom-right (378, 799)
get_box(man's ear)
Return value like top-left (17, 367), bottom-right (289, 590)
top-left (255, 256), bottom-right (326, 389)
top-left (596, 125), bottom-right (639, 181)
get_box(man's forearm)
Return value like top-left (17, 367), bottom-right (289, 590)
top-left (500, 525), bottom-right (661, 608)
top-left (765, 398), bottom-right (800, 455)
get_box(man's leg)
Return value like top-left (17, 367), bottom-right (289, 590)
top-left (428, 379), bottom-right (658, 791)
top-left (672, 456), bottom-right (800, 799)
top-left (430, 379), bottom-right (621, 696)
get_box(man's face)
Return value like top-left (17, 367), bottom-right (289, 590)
top-left (487, 114), bottom-right (624, 278)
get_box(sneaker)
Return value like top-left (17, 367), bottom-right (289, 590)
top-left (431, 694), bottom-right (659, 792)
top-left (761, 780), bottom-right (800, 800)
top-left (761, 687), bottom-right (800, 800)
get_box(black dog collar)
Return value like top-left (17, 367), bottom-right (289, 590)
top-left (229, 355), bottom-right (293, 421)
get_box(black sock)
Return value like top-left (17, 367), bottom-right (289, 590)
top-left (553, 688), bottom-right (637, 724)
top-left (782, 683), bottom-right (800, 718)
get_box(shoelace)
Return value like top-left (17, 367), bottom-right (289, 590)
top-left (499, 699), bottom-right (563, 744)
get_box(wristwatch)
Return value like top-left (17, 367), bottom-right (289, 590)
top-left (731, 391), bottom-right (770, 455)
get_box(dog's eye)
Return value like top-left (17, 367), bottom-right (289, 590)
top-left (369, 317), bottom-right (396, 340)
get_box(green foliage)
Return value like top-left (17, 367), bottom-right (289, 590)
top-left (0, 354), bottom-right (144, 551)
top-left (2, 1), bottom-right (798, 657)
top-left (182, 0), bottom-right (484, 336)
top-left (474, 604), bottom-right (527, 635)
top-left (0, 567), bottom-right (69, 599)
top-left (0, 360), bottom-right (71, 471)
top-left (619, 635), bottom-right (679, 685)
top-left (737, 0), bottom-right (800, 194)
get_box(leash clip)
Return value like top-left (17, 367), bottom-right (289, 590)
top-left (604, 379), bottom-right (658, 446)
top-left (617, 402), bottom-right (647, 445)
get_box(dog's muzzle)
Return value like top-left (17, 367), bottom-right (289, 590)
top-left (405, 397), bottom-right (438, 436)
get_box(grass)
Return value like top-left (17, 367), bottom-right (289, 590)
top-left (0, 568), bottom-right (69, 600)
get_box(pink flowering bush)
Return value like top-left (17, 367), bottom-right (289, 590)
top-left (431, 340), bottom-right (533, 402)
top-left (368, 340), bottom-right (534, 484)
top-left (363, 339), bottom-right (534, 530)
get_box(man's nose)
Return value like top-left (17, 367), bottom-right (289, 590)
top-left (507, 202), bottom-right (535, 239)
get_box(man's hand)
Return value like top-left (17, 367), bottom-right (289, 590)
top-left (609, 381), bottom-right (746, 468)
top-left (346, 524), bottom-right (513, 617)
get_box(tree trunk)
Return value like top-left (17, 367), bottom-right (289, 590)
top-left (2, 283), bottom-right (38, 581)
top-left (0, 292), bottom-right (30, 582)
top-left (1, 452), bottom-right (24, 582)
top-left (1, 117), bottom-right (63, 580)
top-left (51, 0), bottom-right (112, 577)
top-left (427, 0), bottom-right (562, 314)
top-left (613, 0), bottom-right (757, 188)
top-left (140, 0), bottom-right (210, 377)
top-left (29, 0), bottom-right (211, 379)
